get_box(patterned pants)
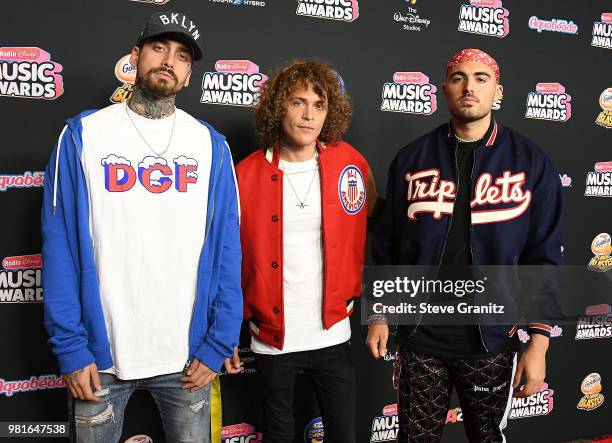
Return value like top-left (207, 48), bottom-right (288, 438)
top-left (397, 349), bottom-right (516, 443)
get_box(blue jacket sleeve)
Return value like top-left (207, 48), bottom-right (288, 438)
top-left (193, 141), bottom-right (243, 372)
top-left (41, 125), bottom-right (95, 374)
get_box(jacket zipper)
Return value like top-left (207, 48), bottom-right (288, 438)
top-left (470, 147), bottom-right (489, 352)
top-left (319, 151), bottom-right (327, 329)
top-left (407, 142), bottom-right (458, 339)
top-left (185, 142), bottom-right (225, 369)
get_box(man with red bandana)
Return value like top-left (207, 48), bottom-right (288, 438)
top-left (368, 49), bottom-right (563, 442)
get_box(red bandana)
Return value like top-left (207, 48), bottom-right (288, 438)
top-left (446, 48), bottom-right (500, 82)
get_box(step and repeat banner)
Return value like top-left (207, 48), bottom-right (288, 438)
top-left (1, 1), bottom-right (611, 442)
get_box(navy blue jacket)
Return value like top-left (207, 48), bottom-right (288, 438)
top-left (373, 120), bottom-right (563, 351)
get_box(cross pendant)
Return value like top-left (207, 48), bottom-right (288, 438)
top-left (297, 203), bottom-right (308, 209)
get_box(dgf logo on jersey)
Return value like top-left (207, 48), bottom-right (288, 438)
top-left (201, 60), bottom-right (267, 107)
top-left (110, 54), bottom-right (137, 103)
top-left (525, 83), bottom-right (571, 122)
top-left (370, 404), bottom-right (398, 441)
top-left (591, 13), bottom-right (612, 50)
top-left (0, 47), bottom-right (63, 100)
top-left (338, 165), bottom-right (366, 214)
top-left (458, 0), bottom-right (509, 38)
top-left (296, 0), bottom-right (359, 22)
top-left (381, 72), bottom-right (437, 115)
top-left (102, 155), bottom-right (198, 194)
top-left (577, 373), bottom-right (605, 411)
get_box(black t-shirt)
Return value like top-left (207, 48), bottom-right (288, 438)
top-left (397, 138), bottom-right (517, 359)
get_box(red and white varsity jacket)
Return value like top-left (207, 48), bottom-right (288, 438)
top-left (236, 140), bottom-right (370, 350)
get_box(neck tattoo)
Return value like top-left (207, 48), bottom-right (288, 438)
top-left (127, 85), bottom-right (176, 119)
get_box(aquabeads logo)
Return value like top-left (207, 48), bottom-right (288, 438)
top-left (525, 83), bottom-right (571, 122)
top-left (221, 423), bottom-right (261, 442)
top-left (0, 254), bottom-right (43, 303)
top-left (458, 0), bottom-right (509, 38)
top-left (201, 60), bottom-right (267, 107)
top-left (370, 404), bottom-right (398, 442)
top-left (596, 87), bottom-right (612, 128)
top-left (528, 16), bottom-right (578, 34)
top-left (381, 72), bottom-right (437, 115)
top-left (0, 47), bottom-right (63, 100)
top-left (406, 168), bottom-right (531, 224)
top-left (101, 155), bottom-right (198, 194)
top-left (110, 54), bottom-right (136, 104)
top-left (585, 162), bottom-right (612, 198)
top-left (0, 171), bottom-right (44, 192)
top-left (591, 13), bottom-right (612, 50)
top-left (296, 0), bottom-right (359, 22)
top-left (575, 304), bottom-right (612, 340)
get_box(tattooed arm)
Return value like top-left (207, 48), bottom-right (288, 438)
top-left (63, 363), bottom-right (102, 402)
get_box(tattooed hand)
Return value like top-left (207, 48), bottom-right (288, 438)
top-left (63, 363), bottom-right (102, 402)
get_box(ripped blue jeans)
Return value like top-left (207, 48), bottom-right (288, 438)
top-left (69, 372), bottom-right (211, 443)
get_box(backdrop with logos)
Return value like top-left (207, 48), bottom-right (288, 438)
top-left (0, 1), bottom-right (611, 442)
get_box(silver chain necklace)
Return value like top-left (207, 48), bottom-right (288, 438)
top-left (125, 102), bottom-right (177, 157)
top-left (279, 151), bottom-right (319, 210)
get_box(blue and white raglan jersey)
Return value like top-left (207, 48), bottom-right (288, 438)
top-left (77, 103), bottom-right (212, 379)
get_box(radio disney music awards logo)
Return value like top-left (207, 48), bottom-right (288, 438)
top-left (304, 417), bottom-right (324, 443)
top-left (596, 87), bottom-right (612, 128)
top-left (381, 72), bottom-right (437, 115)
top-left (110, 54), bottom-right (136, 103)
top-left (577, 373), bottom-right (605, 411)
top-left (370, 404), bottom-right (398, 442)
top-left (587, 233), bottom-right (612, 272)
top-left (559, 173), bottom-right (572, 188)
top-left (0, 254), bottom-right (43, 303)
top-left (0, 171), bottom-right (44, 192)
top-left (585, 162), bottom-right (612, 198)
top-left (296, 0), bottom-right (359, 22)
top-left (591, 13), bottom-right (612, 50)
top-left (510, 383), bottom-right (555, 419)
top-left (338, 165), bottom-right (366, 214)
top-left (406, 169), bottom-right (531, 224)
top-left (525, 83), bottom-right (571, 122)
top-left (0, 374), bottom-right (64, 397)
top-left (201, 60), bottom-right (267, 107)
top-left (101, 155), bottom-right (198, 193)
top-left (575, 304), bottom-right (612, 340)
top-left (528, 16), bottom-right (578, 35)
top-left (457, 0), bottom-right (509, 38)
top-left (517, 325), bottom-right (562, 344)
top-left (393, 5), bottom-right (431, 32)
top-left (221, 423), bottom-right (261, 443)
top-left (0, 47), bottom-right (63, 100)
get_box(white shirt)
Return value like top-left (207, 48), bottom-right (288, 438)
top-left (80, 103), bottom-right (212, 379)
top-left (251, 153), bottom-right (351, 355)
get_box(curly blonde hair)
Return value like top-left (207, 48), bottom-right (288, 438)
top-left (254, 59), bottom-right (352, 148)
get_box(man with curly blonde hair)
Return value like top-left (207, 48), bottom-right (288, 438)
top-left (233, 59), bottom-right (380, 442)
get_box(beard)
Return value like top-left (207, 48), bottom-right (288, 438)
top-left (450, 103), bottom-right (492, 123)
top-left (136, 66), bottom-right (180, 98)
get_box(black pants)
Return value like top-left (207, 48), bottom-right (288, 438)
top-left (398, 348), bottom-right (517, 443)
top-left (254, 341), bottom-right (356, 443)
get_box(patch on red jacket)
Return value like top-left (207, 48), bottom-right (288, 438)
top-left (338, 165), bottom-right (366, 214)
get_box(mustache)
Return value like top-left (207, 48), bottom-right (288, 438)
top-left (149, 67), bottom-right (178, 82)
